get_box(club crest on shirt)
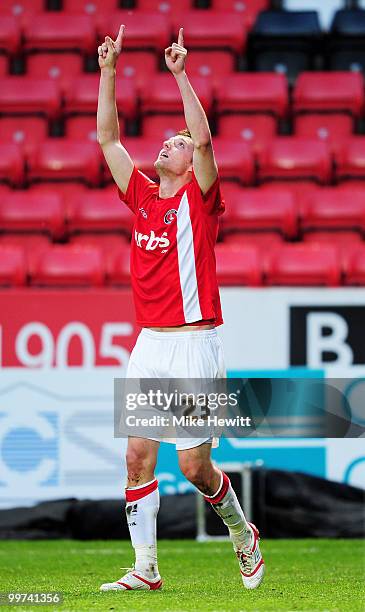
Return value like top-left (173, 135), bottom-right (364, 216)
top-left (164, 209), bottom-right (177, 224)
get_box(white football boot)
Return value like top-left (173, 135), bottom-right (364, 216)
top-left (235, 522), bottom-right (265, 589)
top-left (100, 567), bottom-right (163, 592)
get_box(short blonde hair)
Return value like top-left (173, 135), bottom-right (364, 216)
top-left (176, 128), bottom-right (192, 139)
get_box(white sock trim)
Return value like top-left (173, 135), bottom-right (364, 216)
top-left (198, 470), bottom-right (223, 498)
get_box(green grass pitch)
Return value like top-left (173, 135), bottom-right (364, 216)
top-left (0, 539), bottom-right (364, 611)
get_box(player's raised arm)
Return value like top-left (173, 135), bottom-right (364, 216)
top-left (165, 28), bottom-right (218, 195)
top-left (97, 24), bottom-right (134, 194)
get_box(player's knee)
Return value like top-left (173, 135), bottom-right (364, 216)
top-left (179, 457), bottom-right (211, 489)
top-left (126, 446), bottom-right (154, 483)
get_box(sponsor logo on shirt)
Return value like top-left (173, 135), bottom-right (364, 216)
top-left (164, 209), bottom-right (177, 224)
top-left (134, 230), bottom-right (170, 251)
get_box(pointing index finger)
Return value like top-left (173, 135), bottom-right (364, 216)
top-left (115, 24), bottom-right (125, 47)
top-left (178, 27), bottom-right (184, 47)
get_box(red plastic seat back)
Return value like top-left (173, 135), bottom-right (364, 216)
top-left (258, 138), bottom-right (332, 184)
top-left (0, 190), bottom-right (65, 238)
top-left (266, 244), bottom-right (340, 286)
top-left (215, 244), bottom-right (262, 286)
top-left (0, 245), bottom-right (27, 286)
top-left (0, 117), bottom-right (48, 159)
top-left (28, 139), bottom-right (102, 186)
top-left (295, 114), bottom-right (353, 155)
top-left (294, 72), bottom-right (365, 116)
top-left (31, 245), bottom-right (105, 287)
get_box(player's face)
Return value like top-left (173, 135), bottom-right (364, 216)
top-left (154, 136), bottom-right (194, 176)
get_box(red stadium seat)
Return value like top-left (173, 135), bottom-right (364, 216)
top-left (214, 139), bottom-right (255, 184)
top-left (0, 55), bottom-right (8, 76)
top-left (0, 0), bottom-right (43, 27)
top-left (0, 17), bottom-right (20, 54)
top-left (301, 188), bottom-right (365, 233)
top-left (70, 233), bottom-right (129, 276)
top-left (66, 117), bottom-right (98, 142)
top-left (137, 0), bottom-right (191, 12)
top-left (293, 72), bottom-right (365, 117)
top-left (0, 117), bottom-right (48, 159)
top-left (218, 115), bottom-right (277, 155)
top-left (216, 73), bottom-right (288, 118)
top-left (0, 234), bottom-right (52, 276)
top-left (63, 0), bottom-right (118, 13)
top-left (24, 14), bottom-right (96, 54)
top-left (222, 231), bottom-right (285, 271)
top-left (335, 138), bottom-right (365, 181)
top-left (266, 244), bottom-right (340, 286)
top-left (215, 244), bottom-right (262, 286)
top-left (108, 244), bottom-right (131, 285)
top-left (337, 180), bottom-right (365, 190)
top-left (28, 182), bottom-right (89, 203)
top-left (303, 230), bottom-right (363, 272)
top-left (258, 138), bottom-right (332, 184)
top-left (221, 186), bottom-right (297, 237)
top-left (0, 77), bottom-right (60, 118)
top-left (28, 139), bottom-right (102, 186)
top-left (67, 185), bottom-right (134, 235)
top-left (107, 12), bottom-right (169, 51)
top-left (294, 114), bottom-right (353, 155)
top-left (259, 181), bottom-right (319, 216)
top-left (67, 116), bottom-right (125, 141)
top-left (0, 184), bottom-right (12, 198)
top-left (0, 0), bottom-right (43, 14)
top-left (140, 74), bottom-right (212, 114)
top-left (304, 231), bottom-right (363, 246)
top-left (0, 190), bottom-right (65, 238)
top-left (223, 231), bottom-right (284, 252)
top-left (172, 12), bottom-right (247, 54)
top-left (186, 51), bottom-right (234, 89)
top-left (62, 0), bottom-right (119, 31)
top-left (31, 245), bottom-right (105, 287)
top-left (27, 53), bottom-right (83, 96)
top-left (344, 247), bottom-right (365, 286)
top-left (0, 144), bottom-right (24, 186)
top-left (142, 115), bottom-right (186, 139)
top-left (211, 0), bottom-right (268, 28)
top-left (119, 52), bottom-right (158, 92)
top-left (64, 75), bottom-right (136, 119)
top-left (0, 246), bottom-right (27, 287)
top-left (136, 0), bottom-right (192, 29)
top-left (63, 0), bottom-right (118, 9)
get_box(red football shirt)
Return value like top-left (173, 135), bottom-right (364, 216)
top-left (118, 166), bottom-right (224, 327)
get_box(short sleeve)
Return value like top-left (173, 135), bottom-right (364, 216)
top-left (117, 166), bottom-right (156, 214)
top-left (190, 170), bottom-right (225, 216)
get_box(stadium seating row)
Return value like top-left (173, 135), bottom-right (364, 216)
top-left (1, 184), bottom-right (365, 239)
top-left (1, 137), bottom-right (365, 186)
top-left (0, 0), bottom-right (268, 27)
top-left (0, 9), bottom-right (256, 54)
top-left (0, 113), bottom-right (360, 159)
top-left (0, 70), bottom-right (363, 118)
top-left (1, 241), bottom-right (365, 287)
top-left (3, 5), bottom-right (365, 78)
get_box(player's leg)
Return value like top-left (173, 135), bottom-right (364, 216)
top-left (178, 442), bottom-right (265, 589)
top-left (100, 436), bottom-right (162, 591)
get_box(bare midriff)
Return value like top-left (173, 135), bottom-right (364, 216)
top-left (146, 324), bottom-right (215, 332)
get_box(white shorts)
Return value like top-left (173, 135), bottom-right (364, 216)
top-left (126, 328), bottom-right (226, 450)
